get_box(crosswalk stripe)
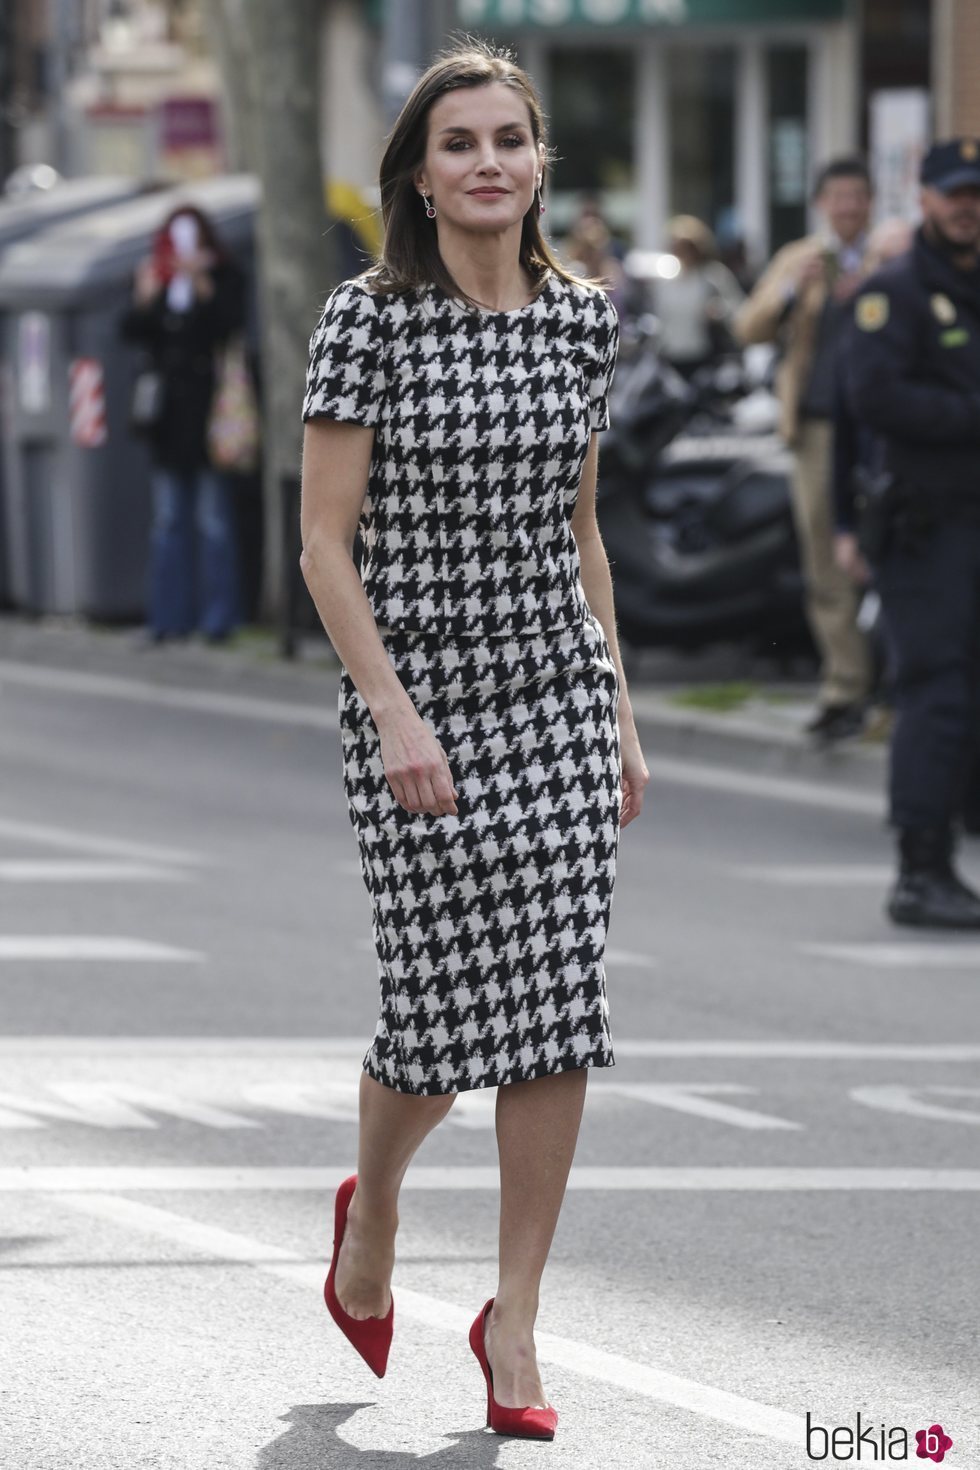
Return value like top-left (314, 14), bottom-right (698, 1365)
top-left (2, 1035), bottom-right (980, 1059)
top-left (730, 864), bottom-right (892, 885)
top-left (0, 938), bottom-right (204, 962)
top-left (0, 815), bottom-right (206, 867)
top-left (5, 1166), bottom-right (980, 1192)
top-left (0, 861), bottom-right (188, 883)
top-left (0, 661), bottom-right (330, 729)
top-left (801, 943), bottom-right (980, 969)
top-left (56, 1192), bottom-right (804, 1446)
top-left (605, 1083), bottom-right (802, 1130)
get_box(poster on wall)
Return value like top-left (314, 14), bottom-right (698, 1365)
top-left (870, 89), bottom-right (930, 226)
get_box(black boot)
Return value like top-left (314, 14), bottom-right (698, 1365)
top-left (888, 826), bottom-right (980, 929)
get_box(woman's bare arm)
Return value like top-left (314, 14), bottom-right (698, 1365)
top-left (299, 419), bottom-right (458, 815)
top-left (571, 434), bottom-right (650, 828)
top-left (569, 435), bottom-right (634, 731)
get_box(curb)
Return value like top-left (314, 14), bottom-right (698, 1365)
top-left (0, 616), bottom-right (886, 791)
top-left (627, 688), bottom-right (887, 790)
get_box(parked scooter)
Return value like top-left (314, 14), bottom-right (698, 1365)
top-left (595, 314), bottom-right (813, 657)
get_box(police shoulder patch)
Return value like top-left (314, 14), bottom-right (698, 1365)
top-left (856, 293), bottom-right (889, 331)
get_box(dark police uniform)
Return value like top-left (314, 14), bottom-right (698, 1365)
top-left (844, 140), bottom-right (980, 927)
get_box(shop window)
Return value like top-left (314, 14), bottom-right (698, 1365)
top-left (667, 46), bottom-right (736, 245)
top-left (549, 48), bottom-right (636, 240)
top-left (768, 45), bottom-right (809, 251)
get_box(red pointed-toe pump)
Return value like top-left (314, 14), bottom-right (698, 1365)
top-left (468, 1297), bottom-right (558, 1440)
top-left (323, 1174), bottom-right (394, 1378)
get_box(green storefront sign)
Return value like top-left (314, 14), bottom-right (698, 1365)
top-left (456, 0), bottom-right (846, 24)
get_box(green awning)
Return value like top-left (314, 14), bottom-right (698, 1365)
top-left (455, 0), bottom-right (847, 25)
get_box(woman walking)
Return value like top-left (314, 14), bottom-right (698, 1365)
top-left (299, 37), bottom-right (649, 1441)
top-left (122, 203), bottom-right (246, 643)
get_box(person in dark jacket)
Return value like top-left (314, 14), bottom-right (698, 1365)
top-left (121, 203), bottom-right (246, 642)
top-left (844, 139), bottom-right (980, 928)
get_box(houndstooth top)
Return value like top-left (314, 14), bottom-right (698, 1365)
top-left (301, 268), bottom-right (620, 641)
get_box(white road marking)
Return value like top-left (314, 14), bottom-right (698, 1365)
top-left (56, 1192), bottom-right (804, 1448)
top-left (606, 1083), bottom-right (802, 1130)
top-left (237, 1081), bottom-right (360, 1123)
top-left (851, 1086), bottom-right (980, 1126)
top-left (604, 947), bottom-right (658, 968)
top-left (0, 938), bottom-right (204, 962)
top-left (0, 659), bottom-right (885, 817)
top-left (0, 1084), bottom-right (260, 1130)
top-left (2, 1035), bottom-right (980, 1060)
top-left (0, 814), bottom-right (206, 867)
top-left (801, 943), bottom-right (980, 969)
top-left (730, 864), bottom-right (891, 885)
top-left (646, 756), bottom-right (883, 816)
top-left (5, 1166), bottom-right (980, 1192)
top-left (0, 660), bottom-right (330, 729)
top-left (0, 860), bottom-right (189, 883)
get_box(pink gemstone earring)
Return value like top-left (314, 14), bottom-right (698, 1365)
top-left (421, 192), bottom-right (436, 219)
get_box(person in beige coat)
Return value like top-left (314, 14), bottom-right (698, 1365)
top-left (736, 158), bottom-right (874, 742)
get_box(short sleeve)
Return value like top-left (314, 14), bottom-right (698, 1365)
top-left (587, 292), bottom-right (620, 432)
top-left (302, 279), bottom-right (385, 427)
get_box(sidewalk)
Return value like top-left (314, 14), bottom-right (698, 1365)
top-left (0, 615), bottom-right (887, 791)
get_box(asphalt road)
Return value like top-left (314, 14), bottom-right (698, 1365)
top-left (1, 652), bottom-right (979, 1470)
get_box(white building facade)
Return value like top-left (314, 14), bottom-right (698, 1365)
top-left (453, 0), bottom-right (860, 264)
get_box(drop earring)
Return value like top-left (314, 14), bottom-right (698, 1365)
top-left (537, 180), bottom-right (545, 215)
top-left (421, 191), bottom-right (436, 219)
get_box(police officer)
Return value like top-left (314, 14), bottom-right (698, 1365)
top-left (844, 139), bottom-right (980, 929)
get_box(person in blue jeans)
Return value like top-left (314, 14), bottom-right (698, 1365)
top-left (121, 203), bottom-right (247, 642)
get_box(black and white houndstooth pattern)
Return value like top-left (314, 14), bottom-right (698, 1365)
top-left (302, 269), bottom-right (620, 640)
top-left (303, 267), bottom-right (623, 1095)
top-left (339, 618), bottom-right (621, 1095)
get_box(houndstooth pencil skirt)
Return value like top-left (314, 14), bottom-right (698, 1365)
top-left (338, 611), bottom-right (622, 1096)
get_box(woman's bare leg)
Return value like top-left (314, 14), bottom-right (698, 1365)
top-left (486, 1068), bottom-right (589, 1407)
top-left (334, 1070), bottom-right (456, 1319)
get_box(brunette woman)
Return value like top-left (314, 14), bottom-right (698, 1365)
top-left (300, 37), bottom-right (649, 1441)
top-left (122, 202), bottom-right (246, 642)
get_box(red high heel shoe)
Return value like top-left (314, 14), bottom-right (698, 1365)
top-left (323, 1174), bottom-right (394, 1378)
top-left (468, 1297), bottom-right (558, 1440)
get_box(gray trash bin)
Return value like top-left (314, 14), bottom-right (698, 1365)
top-left (0, 177), bottom-right (150, 255)
top-left (0, 173), bottom-right (260, 619)
top-left (0, 176), bottom-right (154, 608)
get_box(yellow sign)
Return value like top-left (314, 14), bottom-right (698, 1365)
top-left (856, 294), bottom-right (889, 331)
top-left (961, 139), bottom-right (979, 161)
top-left (931, 293), bottom-right (957, 324)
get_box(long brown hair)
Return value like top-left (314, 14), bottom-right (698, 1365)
top-left (359, 33), bottom-right (606, 313)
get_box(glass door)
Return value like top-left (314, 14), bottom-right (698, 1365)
top-left (548, 47), bottom-right (637, 243)
top-left (767, 45), bottom-right (809, 250)
top-left (666, 45), bottom-right (737, 244)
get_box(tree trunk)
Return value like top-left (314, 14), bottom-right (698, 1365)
top-left (204, 0), bottom-right (337, 624)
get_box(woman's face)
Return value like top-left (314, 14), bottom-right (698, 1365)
top-left (416, 82), bottom-right (544, 238)
top-left (169, 213), bottom-right (201, 258)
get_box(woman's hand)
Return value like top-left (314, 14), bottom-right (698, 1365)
top-left (133, 258), bottom-right (163, 305)
top-left (619, 724), bottom-right (650, 829)
top-left (834, 531), bottom-right (871, 586)
top-left (379, 710), bottom-right (459, 817)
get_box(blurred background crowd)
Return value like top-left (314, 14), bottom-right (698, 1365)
top-left (0, 1), bottom-right (968, 696)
